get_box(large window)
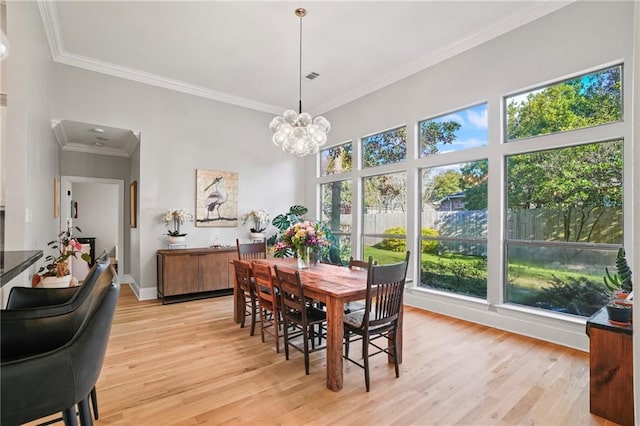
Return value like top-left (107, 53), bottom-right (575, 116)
top-left (505, 65), bottom-right (622, 141)
top-left (320, 180), bottom-right (352, 265)
top-left (420, 160), bottom-right (488, 298)
top-left (363, 172), bottom-right (407, 264)
top-left (505, 140), bottom-right (623, 316)
top-left (362, 126), bottom-right (406, 168)
top-left (419, 103), bottom-right (488, 156)
top-left (320, 142), bottom-right (352, 176)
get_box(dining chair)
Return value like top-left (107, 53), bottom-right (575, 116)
top-left (343, 251), bottom-right (410, 391)
top-left (251, 262), bottom-right (282, 353)
top-left (232, 260), bottom-right (257, 336)
top-left (274, 266), bottom-right (327, 375)
top-left (344, 256), bottom-right (376, 314)
top-left (236, 238), bottom-right (267, 261)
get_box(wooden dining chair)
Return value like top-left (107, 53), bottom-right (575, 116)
top-left (344, 256), bottom-right (375, 314)
top-left (343, 251), bottom-right (410, 391)
top-left (232, 260), bottom-right (257, 336)
top-left (274, 266), bottom-right (327, 375)
top-left (236, 238), bottom-right (267, 261)
top-left (251, 262), bottom-right (282, 353)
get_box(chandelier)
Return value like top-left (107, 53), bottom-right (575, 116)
top-left (269, 8), bottom-right (331, 157)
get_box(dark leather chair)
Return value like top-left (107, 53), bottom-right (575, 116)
top-left (1, 274), bottom-right (119, 426)
top-left (1, 251), bottom-right (116, 425)
top-left (343, 251), bottom-right (410, 391)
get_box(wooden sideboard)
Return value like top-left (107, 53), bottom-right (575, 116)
top-left (157, 247), bottom-right (236, 304)
top-left (586, 307), bottom-right (633, 426)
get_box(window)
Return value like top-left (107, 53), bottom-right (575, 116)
top-left (420, 160), bottom-right (488, 298)
top-left (505, 140), bottom-right (623, 316)
top-left (505, 65), bottom-right (622, 141)
top-left (362, 126), bottom-right (406, 168)
top-left (362, 172), bottom-right (407, 264)
top-left (419, 103), bottom-right (488, 157)
top-left (320, 142), bottom-right (352, 176)
top-left (320, 180), bottom-right (352, 265)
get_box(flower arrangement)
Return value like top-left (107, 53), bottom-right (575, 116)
top-left (274, 221), bottom-right (330, 263)
top-left (242, 209), bottom-right (270, 233)
top-left (38, 225), bottom-right (92, 278)
top-left (162, 209), bottom-right (194, 236)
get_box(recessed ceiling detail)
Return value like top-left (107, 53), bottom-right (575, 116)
top-left (51, 120), bottom-right (140, 158)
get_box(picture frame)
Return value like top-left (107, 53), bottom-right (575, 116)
top-left (53, 177), bottom-right (60, 218)
top-left (195, 169), bottom-right (238, 227)
top-left (129, 180), bottom-right (137, 228)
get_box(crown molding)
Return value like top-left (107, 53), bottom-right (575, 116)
top-left (62, 143), bottom-right (131, 158)
top-left (51, 119), bottom-right (66, 149)
top-left (39, 0), bottom-right (573, 117)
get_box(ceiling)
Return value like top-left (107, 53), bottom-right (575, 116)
top-left (38, 1), bottom-right (572, 156)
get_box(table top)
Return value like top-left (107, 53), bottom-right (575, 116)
top-left (251, 258), bottom-right (368, 300)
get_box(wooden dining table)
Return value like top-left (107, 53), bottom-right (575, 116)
top-left (232, 257), bottom-right (403, 392)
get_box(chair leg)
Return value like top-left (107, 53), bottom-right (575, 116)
top-left (392, 330), bottom-right (400, 378)
top-left (90, 386), bottom-right (99, 420)
top-left (344, 330), bottom-right (350, 358)
top-left (249, 296), bottom-right (257, 336)
top-left (283, 318), bottom-right (290, 360)
top-left (273, 308), bottom-right (280, 353)
top-left (240, 295), bottom-right (247, 329)
top-left (303, 324), bottom-right (310, 375)
top-left (363, 333), bottom-right (370, 392)
top-left (78, 398), bottom-right (94, 426)
top-left (62, 407), bottom-right (78, 426)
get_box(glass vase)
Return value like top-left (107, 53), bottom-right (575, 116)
top-left (296, 246), bottom-right (310, 269)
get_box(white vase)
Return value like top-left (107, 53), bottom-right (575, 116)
top-left (39, 274), bottom-right (73, 288)
top-left (168, 235), bottom-right (186, 244)
top-left (249, 232), bottom-right (266, 240)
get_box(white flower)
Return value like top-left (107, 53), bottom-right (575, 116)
top-left (242, 209), bottom-right (270, 233)
top-left (162, 208), bottom-right (193, 236)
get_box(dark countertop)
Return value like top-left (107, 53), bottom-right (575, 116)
top-left (586, 306), bottom-right (633, 336)
top-left (0, 250), bottom-right (44, 286)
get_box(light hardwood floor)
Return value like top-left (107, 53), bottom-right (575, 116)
top-left (37, 285), bottom-right (615, 425)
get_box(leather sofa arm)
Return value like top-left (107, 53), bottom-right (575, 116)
top-left (6, 286), bottom-right (79, 309)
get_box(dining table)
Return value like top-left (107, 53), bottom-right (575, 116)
top-left (232, 257), bottom-right (403, 392)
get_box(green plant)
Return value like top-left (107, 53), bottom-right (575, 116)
top-left (603, 247), bottom-right (633, 294)
top-left (374, 227), bottom-right (440, 253)
top-left (38, 226), bottom-right (92, 278)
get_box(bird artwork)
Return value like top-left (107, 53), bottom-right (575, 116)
top-left (204, 176), bottom-right (227, 220)
top-left (196, 169), bottom-right (238, 227)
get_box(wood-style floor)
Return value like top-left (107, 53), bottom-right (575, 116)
top-left (35, 285), bottom-right (614, 425)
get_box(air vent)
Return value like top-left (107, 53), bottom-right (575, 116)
top-left (305, 72), bottom-right (320, 80)
top-left (96, 136), bottom-right (110, 142)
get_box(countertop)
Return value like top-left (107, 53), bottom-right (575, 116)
top-left (586, 306), bottom-right (633, 336)
top-left (0, 250), bottom-right (44, 286)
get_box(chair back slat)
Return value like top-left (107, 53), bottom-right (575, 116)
top-left (348, 256), bottom-right (375, 271)
top-left (363, 252), bottom-right (410, 329)
top-left (252, 262), bottom-right (278, 306)
top-left (236, 239), bottom-right (267, 261)
top-left (232, 260), bottom-right (253, 294)
top-left (274, 266), bottom-right (307, 322)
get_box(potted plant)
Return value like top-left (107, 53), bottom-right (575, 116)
top-left (603, 248), bottom-right (633, 324)
top-left (33, 225), bottom-right (92, 288)
top-left (162, 208), bottom-right (193, 244)
top-left (241, 209), bottom-right (270, 239)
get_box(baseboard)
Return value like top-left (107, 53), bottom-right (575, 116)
top-left (404, 287), bottom-right (589, 352)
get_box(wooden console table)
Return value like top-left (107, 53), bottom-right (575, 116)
top-left (586, 307), bottom-right (633, 426)
top-left (157, 247), bottom-right (236, 304)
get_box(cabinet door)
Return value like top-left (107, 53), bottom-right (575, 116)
top-left (199, 252), bottom-right (230, 291)
top-left (163, 254), bottom-right (199, 296)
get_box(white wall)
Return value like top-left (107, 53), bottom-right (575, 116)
top-left (1, 0), bottom-right (59, 302)
top-left (71, 182), bottom-right (118, 257)
top-left (315, 1), bottom-right (636, 351)
top-left (52, 64), bottom-right (306, 297)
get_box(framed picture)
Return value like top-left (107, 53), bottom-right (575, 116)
top-left (196, 169), bottom-right (238, 227)
top-left (129, 180), bottom-right (137, 228)
top-left (53, 177), bottom-right (60, 218)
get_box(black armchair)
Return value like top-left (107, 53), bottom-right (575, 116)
top-left (0, 269), bottom-right (120, 426)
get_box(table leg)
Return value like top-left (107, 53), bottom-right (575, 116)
top-left (326, 297), bottom-right (344, 391)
